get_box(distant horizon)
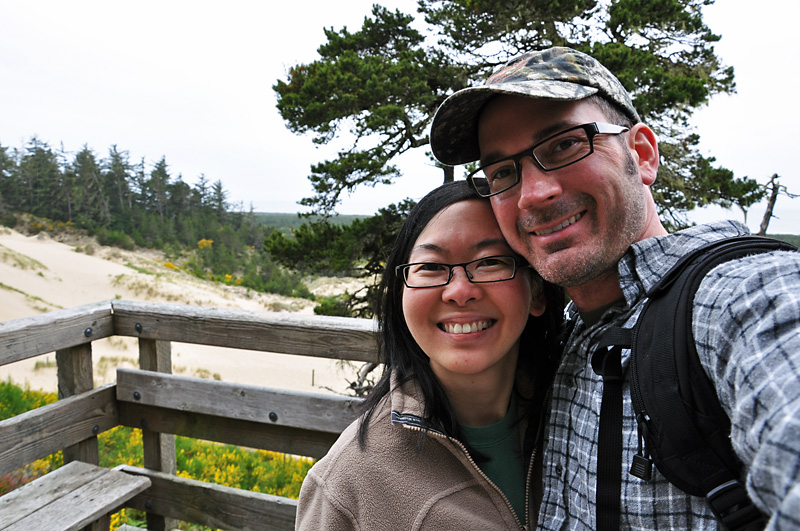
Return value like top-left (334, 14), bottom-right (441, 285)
top-left (250, 211), bottom-right (799, 239)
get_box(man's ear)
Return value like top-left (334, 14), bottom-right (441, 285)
top-left (529, 275), bottom-right (546, 317)
top-left (630, 123), bottom-right (659, 186)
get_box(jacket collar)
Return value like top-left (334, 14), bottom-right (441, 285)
top-left (387, 368), bottom-right (535, 434)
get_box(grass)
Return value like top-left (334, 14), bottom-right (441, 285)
top-left (124, 262), bottom-right (154, 275)
top-left (0, 244), bottom-right (48, 271)
top-left (0, 282), bottom-right (62, 311)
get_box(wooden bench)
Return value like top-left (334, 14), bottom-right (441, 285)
top-left (0, 460), bottom-right (151, 531)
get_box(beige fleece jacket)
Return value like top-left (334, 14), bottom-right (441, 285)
top-left (295, 373), bottom-right (534, 530)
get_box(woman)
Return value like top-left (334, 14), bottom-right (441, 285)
top-left (296, 180), bottom-right (564, 530)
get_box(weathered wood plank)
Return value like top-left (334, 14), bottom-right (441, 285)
top-left (0, 460), bottom-right (150, 531)
top-left (57, 343), bottom-right (100, 467)
top-left (0, 385), bottom-right (118, 477)
top-left (0, 461), bottom-right (103, 529)
top-left (137, 341), bottom-right (177, 473)
top-left (0, 301), bottom-right (113, 366)
top-left (119, 465), bottom-right (297, 531)
top-left (137, 338), bottom-right (177, 531)
top-left (57, 343), bottom-right (95, 398)
top-left (111, 300), bottom-right (379, 363)
top-left (117, 402), bottom-right (340, 459)
top-left (116, 368), bottom-right (361, 434)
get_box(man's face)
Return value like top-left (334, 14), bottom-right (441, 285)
top-left (477, 95), bottom-right (650, 289)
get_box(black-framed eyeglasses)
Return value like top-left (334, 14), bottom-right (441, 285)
top-left (467, 122), bottom-right (630, 198)
top-left (396, 255), bottom-right (523, 288)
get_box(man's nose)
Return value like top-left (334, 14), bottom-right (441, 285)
top-left (517, 157), bottom-right (562, 210)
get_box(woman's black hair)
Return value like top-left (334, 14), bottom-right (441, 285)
top-left (358, 180), bottom-right (564, 448)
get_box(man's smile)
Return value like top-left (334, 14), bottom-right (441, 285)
top-left (533, 211), bottom-right (586, 236)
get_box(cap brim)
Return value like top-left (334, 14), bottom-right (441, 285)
top-left (430, 81), bottom-right (598, 166)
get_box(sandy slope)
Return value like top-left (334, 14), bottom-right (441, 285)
top-left (0, 227), bottom-right (368, 395)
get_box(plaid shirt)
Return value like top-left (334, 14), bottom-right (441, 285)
top-left (538, 221), bottom-right (800, 530)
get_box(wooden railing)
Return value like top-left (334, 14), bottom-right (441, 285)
top-left (0, 300), bottom-right (378, 531)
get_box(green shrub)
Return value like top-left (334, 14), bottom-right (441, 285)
top-left (314, 294), bottom-right (354, 317)
top-left (97, 229), bottom-right (136, 250)
top-left (0, 379), bottom-right (57, 420)
top-left (0, 212), bottom-right (17, 228)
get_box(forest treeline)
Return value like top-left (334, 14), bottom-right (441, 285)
top-left (3, 137), bottom-right (795, 319)
top-left (0, 138), bottom-right (315, 299)
top-left (0, 137), bottom-right (412, 315)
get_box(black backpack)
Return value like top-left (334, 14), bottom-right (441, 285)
top-left (588, 235), bottom-right (798, 531)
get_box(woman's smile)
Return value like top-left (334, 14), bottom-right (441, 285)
top-left (439, 319), bottom-right (495, 334)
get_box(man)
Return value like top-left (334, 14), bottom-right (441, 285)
top-left (429, 47), bottom-right (800, 529)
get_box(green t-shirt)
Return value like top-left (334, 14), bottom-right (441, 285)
top-left (460, 396), bottom-right (525, 522)
top-left (579, 298), bottom-right (625, 327)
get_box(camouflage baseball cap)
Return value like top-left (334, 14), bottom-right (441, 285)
top-left (430, 47), bottom-right (640, 166)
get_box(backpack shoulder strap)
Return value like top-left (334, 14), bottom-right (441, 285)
top-left (630, 235), bottom-right (796, 530)
top-left (597, 236), bottom-right (796, 530)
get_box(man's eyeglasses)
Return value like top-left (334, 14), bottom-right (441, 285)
top-left (467, 122), bottom-right (630, 197)
top-left (396, 255), bottom-right (523, 288)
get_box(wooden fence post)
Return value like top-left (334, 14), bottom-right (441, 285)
top-left (57, 343), bottom-right (111, 531)
top-left (56, 343), bottom-right (99, 465)
top-left (138, 338), bottom-right (178, 531)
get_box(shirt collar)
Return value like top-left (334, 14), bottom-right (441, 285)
top-left (617, 220), bottom-right (750, 308)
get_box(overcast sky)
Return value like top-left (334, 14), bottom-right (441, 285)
top-left (1, 0), bottom-right (798, 233)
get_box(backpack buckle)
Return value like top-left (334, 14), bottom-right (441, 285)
top-left (706, 480), bottom-right (765, 531)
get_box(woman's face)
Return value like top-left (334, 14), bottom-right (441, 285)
top-left (401, 199), bottom-right (544, 389)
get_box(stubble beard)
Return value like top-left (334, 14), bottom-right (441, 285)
top-left (519, 151), bottom-right (647, 288)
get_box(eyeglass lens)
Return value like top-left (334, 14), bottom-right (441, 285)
top-left (468, 122), bottom-right (629, 197)
top-left (402, 256), bottom-right (516, 287)
top-left (480, 126), bottom-right (594, 195)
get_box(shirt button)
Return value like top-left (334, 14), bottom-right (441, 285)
top-left (556, 464), bottom-right (563, 476)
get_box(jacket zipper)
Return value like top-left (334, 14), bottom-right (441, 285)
top-left (400, 422), bottom-right (529, 530)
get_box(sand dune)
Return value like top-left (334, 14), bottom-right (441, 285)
top-left (0, 226), bottom-right (369, 395)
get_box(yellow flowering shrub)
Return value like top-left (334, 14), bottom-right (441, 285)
top-left (2, 381), bottom-right (314, 530)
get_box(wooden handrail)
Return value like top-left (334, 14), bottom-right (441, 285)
top-left (0, 300), bottom-right (379, 531)
top-left (116, 368), bottom-right (361, 434)
top-left (0, 301), bottom-right (113, 366)
top-left (0, 300), bottom-right (380, 369)
top-left (111, 300), bottom-right (379, 363)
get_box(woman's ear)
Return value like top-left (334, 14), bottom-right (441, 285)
top-left (529, 274), bottom-right (546, 317)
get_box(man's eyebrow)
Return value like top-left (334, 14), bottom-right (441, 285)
top-left (479, 120), bottom-right (579, 165)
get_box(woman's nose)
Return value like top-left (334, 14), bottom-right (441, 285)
top-left (441, 267), bottom-right (482, 306)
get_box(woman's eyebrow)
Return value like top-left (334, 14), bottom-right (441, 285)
top-left (410, 238), bottom-right (509, 257)
top-left (475, 238), bottom-right (509, 250)
top-left (410, 242), bottom-right (445, 255)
